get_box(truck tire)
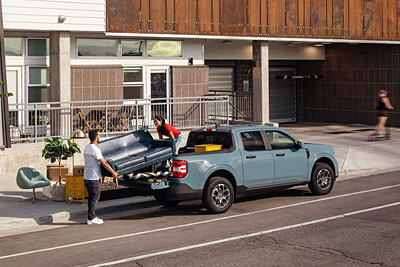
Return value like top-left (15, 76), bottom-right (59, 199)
top-left (154, 193), bottom-right (180, 207)
top-left (308, 162), bottom-right (335, 195)
top-left (202, 176), bottom-right (234, 214)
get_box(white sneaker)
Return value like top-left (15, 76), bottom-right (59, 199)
top-left (87, 217), bottom-right (104, 225)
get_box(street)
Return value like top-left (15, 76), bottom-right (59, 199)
top-left (0, 171), bottom-right (399, 267)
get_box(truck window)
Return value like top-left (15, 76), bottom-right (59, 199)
top-left (187, 131), bottom-right (233, 149)
top-left (265, 131), bottom-right (296, 150)
top-left (241, 131), bottom-right (265, 151)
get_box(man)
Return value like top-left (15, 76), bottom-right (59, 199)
top-left (84, 130), bottom-right (118, 225)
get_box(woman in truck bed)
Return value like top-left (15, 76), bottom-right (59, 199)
top-left (153, 115), bottom-right (185, 155)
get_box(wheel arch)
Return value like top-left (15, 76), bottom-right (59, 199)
top-left (313, 157), bottom-right (336, 177)
top-left (205, 170), bottom-right (237, 194)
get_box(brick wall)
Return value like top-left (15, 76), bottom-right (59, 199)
top-left (71, 66), bottom-right (123, 102)
top-left (297, 44), bottom-right (400, 127)
top-left (171, 65), bottom-right (209, 127)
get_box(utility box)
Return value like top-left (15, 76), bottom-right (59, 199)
top-left (47, 164), bottom-right (69, 181)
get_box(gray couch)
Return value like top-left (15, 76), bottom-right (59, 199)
top-left (97, 129), bottom-right (174, 177)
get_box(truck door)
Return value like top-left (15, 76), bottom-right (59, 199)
top-left (240, 131), bottom-right (275, 188)
top-left (265, 131), bottom-right (308, 184)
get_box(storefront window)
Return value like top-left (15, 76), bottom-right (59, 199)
top-left (147, 41), bottom-right (182, 57)
top-left (28, 67), bottom-right (49, 103)
top-left (122, 40), bottom-right (143, 57)
top-left (28, 39), bottom-right (49, 57)
top-left (5, 38), bottom-right (22, 56)
top-left (77, 39), bottom-right (117, 57)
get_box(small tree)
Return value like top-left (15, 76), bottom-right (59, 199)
top-left (42, 137), bottom-right (81, 183)
top-left (0, 81), bottom-right (13, 98)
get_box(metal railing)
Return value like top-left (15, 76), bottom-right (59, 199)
top-left (8, 96), bottom-right (230, 142)
top-left (208, 90), bottom-right (253, 121)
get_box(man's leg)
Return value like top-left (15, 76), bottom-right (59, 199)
top-left (85, 180), bottom-right (101, 220)
top-left (90, 180), bottom-right (101, 219)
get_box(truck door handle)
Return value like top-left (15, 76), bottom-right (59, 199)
top-left (276, 153), bottom-right (285, 157)
top-left (246, 155), bottom-right (256, 159)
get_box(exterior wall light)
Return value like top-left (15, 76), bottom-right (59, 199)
top-left (58, 15), bottom-right (66, 24)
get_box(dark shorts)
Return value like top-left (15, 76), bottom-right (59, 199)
top-left (377, 110), bottom-right (388, 117)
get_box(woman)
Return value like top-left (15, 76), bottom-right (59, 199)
top-left (376, 90), bottom-right (394, 137)
top-left (153, 115), bottom-right (184, 155)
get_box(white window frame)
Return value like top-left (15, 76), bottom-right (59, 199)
top-left (123, 66), bottom-right (145, 102)
top-left (146, 40), bottom-right (184, 58)
top-left (76, 38), bottom-right (119, 58)
top-left (27, 66), bottom-right (50, 103)
top-left (4, 37), bottom-right (24, 57)
top-left (26, 38), bottom-right (49, 58)
top-left (121, 40), bottom-right (146, 58)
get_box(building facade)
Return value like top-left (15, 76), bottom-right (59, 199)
top-left (2, 0), bottom-right (400, 147)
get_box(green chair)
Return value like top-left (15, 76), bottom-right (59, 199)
top-left (16, 167), bottom-right (51, 204)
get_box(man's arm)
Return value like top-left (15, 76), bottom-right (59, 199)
top-left (99, 158), bottom-right (118, 178)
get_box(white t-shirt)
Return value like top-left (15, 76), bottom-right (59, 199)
top-left (83, 144), bottom-right (103, 180)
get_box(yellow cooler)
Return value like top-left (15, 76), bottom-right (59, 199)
top-left (194, 144), bottom-right (222, 152)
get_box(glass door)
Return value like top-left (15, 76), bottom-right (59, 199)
top-left (6, 67), bottom-right (24, 138)
top-left (145, 66), bottom-right (171, 127)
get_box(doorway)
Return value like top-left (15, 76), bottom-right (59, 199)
top-left (145, 66), bottom-right (171, 126)
top-left (6, 67), bottom-right (24, 138)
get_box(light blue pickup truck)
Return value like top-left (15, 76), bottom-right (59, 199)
top-left (133, 124), bottom-right (339, 214)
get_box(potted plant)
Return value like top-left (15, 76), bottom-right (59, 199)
top-left (42, 137), bottom-right (81, 201)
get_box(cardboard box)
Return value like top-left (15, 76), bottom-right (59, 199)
top-left (47, 164), bottom-right (70, 181)
top-left (73, 165), bottom-right (85, 176)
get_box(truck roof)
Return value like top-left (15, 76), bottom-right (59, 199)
top-left (190, 124), bottom-right (280, 133)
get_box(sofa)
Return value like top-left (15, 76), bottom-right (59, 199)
top-left (97, 129), bottom-right (174, 177)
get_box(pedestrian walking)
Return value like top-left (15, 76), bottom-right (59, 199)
top-left (375, 90), bottom-right (394, 137)
top-left (153, 115), bottom-right (185, 155)
top-left (83, 130), bottom-right (118, 225)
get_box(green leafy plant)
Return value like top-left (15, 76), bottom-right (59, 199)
top-left (0, 81), bottom-right (13, 98)
top-left (42, 137), bottom-right (81, 183)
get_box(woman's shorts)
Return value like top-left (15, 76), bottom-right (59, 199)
top-left (378, 110), bottom-right (388, 117)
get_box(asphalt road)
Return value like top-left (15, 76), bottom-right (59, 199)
top-left (0, 171), bottom-right (399, 267)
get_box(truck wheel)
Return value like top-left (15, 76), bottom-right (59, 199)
top-left (202, 177), bottom-right (234, 214)
top-left (154, 193), bottom-right (180, 207)
top-left (308, 163), bottom-right (335, 195)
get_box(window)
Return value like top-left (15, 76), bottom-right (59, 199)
top-left (5, 38), bottom-right (22, 56)
top-left (123, 67), bottom-right (144, 100)
top-left (77, 39), bottom-right (117, 57)
top-left (28, 39), bottom-right (49, 57)
top-left (122, 40), bottom-right (143, 57)
top-left (241, 131), bottom-right (265, 151)
top-left (266, 131), bottom-right (296, 150)
top-left (147, 41), bottom-right (182, 57)
top-left (28, 67), bottom-right (49, 103)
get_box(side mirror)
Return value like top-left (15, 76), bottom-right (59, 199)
top-left (294, 140), bottom-right (303, 149)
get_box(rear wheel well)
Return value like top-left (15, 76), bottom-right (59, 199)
top-left (206, 170), bottom-right (237, 193)
top-left (313, 157), bottom-right (335, 177)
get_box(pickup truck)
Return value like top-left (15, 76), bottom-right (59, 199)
top-left (129, 124), bottom-right (339, 214)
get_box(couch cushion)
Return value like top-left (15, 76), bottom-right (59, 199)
top-left (103, 148), bottom-right (129, 162)
top-left (113, 156), bottom-right (145, 171)
top-left (126, 143), bottom-right (149, 156)
top-left (142, 147), bottom-right (172, 162)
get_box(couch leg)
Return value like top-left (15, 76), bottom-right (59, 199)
top-left (32, 188), bottom-right (36, 204)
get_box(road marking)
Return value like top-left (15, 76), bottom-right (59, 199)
top-left (92, 201), bottom-right (400, 266)
top-left (0, 183), bottom-right (399, 261)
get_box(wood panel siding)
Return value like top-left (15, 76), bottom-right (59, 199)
top-left (106, 0), bottom-right (400, 42)
top-left (3, 0), bottom-right (105, 32)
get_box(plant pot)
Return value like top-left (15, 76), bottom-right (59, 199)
top-left (51, 183), bottom-right (66, 202)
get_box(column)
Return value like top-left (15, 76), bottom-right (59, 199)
top-left (50, 32), bottom-right (71, 138)
top-left (252, 41), bottom-right (269, 125)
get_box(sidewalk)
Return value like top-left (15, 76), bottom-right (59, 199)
top-left (1, 123), bottom-right (399, 236)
